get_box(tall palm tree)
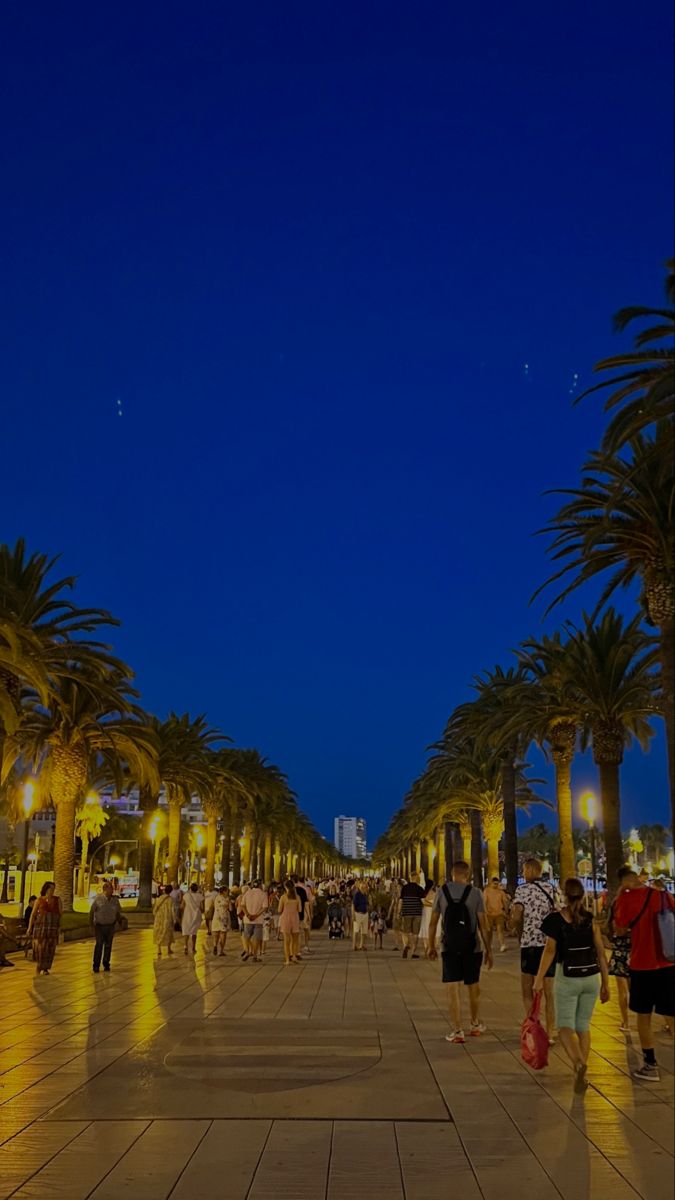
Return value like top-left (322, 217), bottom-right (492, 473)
top-left (565, 610), bottom-right (659, 890)
top-left (148, 713), bottom-right (225, 884)
top-left (75, 794), bottom-right (108, 897)
top-left (576, 259), bottom-right (674, 448)
top-left (451, 665), bottom-right (530, 893)
top-left (5, 666), bottom-right (158, 911)
top-left (536, 423), bottom-right (674, 840)
top-left (0, 538), bottom-right (120, 768)
top-left (514, 633), bottom-right (584, 883)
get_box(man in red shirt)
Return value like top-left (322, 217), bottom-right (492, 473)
top-left (615, 877), bottom-right (675, 1081)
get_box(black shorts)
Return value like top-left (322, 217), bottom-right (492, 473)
top-left (628, 967), bottom-right (675, 1017)
top-left (442, 950), bottom-right (483, 986)
top-left (521, 946), bottom-right (556, 978)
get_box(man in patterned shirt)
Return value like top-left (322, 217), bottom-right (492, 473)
top-left (511, 858), bottom-right (557, 1040)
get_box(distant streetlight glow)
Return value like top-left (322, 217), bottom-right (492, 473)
top-left (22, 779), bottom-right (35, 818)
top-left (580, 792), bottom-right (597, 826)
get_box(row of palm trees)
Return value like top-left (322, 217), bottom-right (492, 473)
top-left (0, 542), bottom-right (346, 911)
top-left (374, 261), bottom-right (674, 893)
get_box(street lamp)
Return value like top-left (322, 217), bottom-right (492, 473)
top-left (580, 791), bottom-right (598, 913)
top-left (19, 780), bottom-right (35, 910)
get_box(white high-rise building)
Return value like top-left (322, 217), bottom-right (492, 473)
top-left (334, 815), bottom-right (367, 859)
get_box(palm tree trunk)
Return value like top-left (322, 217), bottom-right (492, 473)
top-left (660, 617), bottom-right (675, 845)
top-left (554, 754), bottom-right (576, 883)
top-left (459, 818), bottom-right (472, 865)
top-left (470, 810), bottom-right (483, 887)
top-left (221, 812), bottom-right (232, 886)
top-left (420, 840), bottom-right (429, 881)
top-left (598, 759), bottom-right (624, 896)
top-left (77, 833), bottom-right (90, 897)
top-left (137, 827), bottom-right (154, 910)
top-left (232, 835), bottom-right (242, 884)
top-left (248, 830), bottom-right (258, 880)
top-left (167, 793), bottom-right (182, 885)
top-left (264, 833), bottom-right (273, 883)
top-left (0, 855), bottom-right (9, 903)
top-left (444, 822), bottom-right (454, 876)
top-left (205, 813), bottom-right (218, 892)
top-left (501, 758), bottom-right (519, 894)
top-left (53, 791), bottom-right (78, 912)
top-left (436, 826), bottom-right (446, 883)
top-left (135, 782), bottom-right (154, 902)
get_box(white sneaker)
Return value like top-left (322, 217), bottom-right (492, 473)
top-left (445, 1029), bottom-right (465, 1044)
top-left (470, 1021), bottom-right (486, 1037)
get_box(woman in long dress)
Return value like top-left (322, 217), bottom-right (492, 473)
top-left (180, 883), bottom-right (204, 955)
top-left (419, 882), bottom-right (437, 957)
top-left (211, 887), bottom-right (231, 957)
top-left (153, 885), bottom-right (175, 958)
top-left (28, 882), bottom-right (62, 975)
top-left (278, 881), bottom-right (302, 965)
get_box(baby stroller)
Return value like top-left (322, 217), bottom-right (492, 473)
top-left (328, 901), bottom-right (344, 939)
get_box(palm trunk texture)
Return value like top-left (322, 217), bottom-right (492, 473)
top-left (470, 810), bottom-right (483, 887)
top-left (598, 760), bottom-right (624, 896)
top-left (554, 755), bottom-right (576, 883)
top-left (500, 758), bottom-right (519, 894)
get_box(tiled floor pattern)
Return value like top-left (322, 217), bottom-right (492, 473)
top-left (0, 928), bottom-right (672, 1198)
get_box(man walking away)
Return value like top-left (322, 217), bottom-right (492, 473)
top-left (352, 881), bottom-right (369, 950)
top-left (400, 872), bottom-right (425, 959)
top-left (615, 875), bottom-right (675, 1080)
top-left (90, 881), bottom-right (123, 973)
top-left (242, 879), bottom-right (268, 963)
top-left (428, 861), bottom-right (493, 1042)
top-left (511, 858), bottom-right (557, 1041)
top-left (483, 877), bottom-right (509, 952)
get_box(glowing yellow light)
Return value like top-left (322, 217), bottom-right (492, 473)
top-left (85, 791), bottom-right (98, 805)
top-left (580, 792), bottom-right (597, 826)
top-left (22, 780), bottom-right (35, 818)
top-left (109, 854), bottom-right (121, 868)
top-left (238, 837), bottom-right (246, 849)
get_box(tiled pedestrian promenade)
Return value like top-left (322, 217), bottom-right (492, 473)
top-left (0, 929), bottom-right (672, 1199)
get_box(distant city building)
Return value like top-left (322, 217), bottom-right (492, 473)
top-left (334, 815), bottom-right (367, 859)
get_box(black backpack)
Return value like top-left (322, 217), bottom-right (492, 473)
top-left (441, 884), bottom-right (474, 954)
top-left (560, 915), bottom-right (599, 978)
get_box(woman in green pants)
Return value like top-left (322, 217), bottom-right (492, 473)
top-left (534, 877), bottom-right (610, 1092)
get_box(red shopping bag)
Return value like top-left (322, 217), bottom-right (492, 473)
top-left (520, 991), bottom-right (549, 1070)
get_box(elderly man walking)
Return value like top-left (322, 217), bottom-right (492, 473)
top-left (90, 881), bottom-right (123, 973)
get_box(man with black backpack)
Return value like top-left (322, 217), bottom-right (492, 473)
top-left (427, 861), bottom-right (493, 1043)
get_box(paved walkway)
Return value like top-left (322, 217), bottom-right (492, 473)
top-left (0, 929), bottom-right (672, 1199)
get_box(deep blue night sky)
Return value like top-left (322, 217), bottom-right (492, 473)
top-left (3, 3), bottom-right (673, 845)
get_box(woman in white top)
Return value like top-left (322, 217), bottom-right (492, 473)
top-left (180, 883), bottom-right (204, 955)
top-left (211, 887), bottom-right (231, 957)
top-left (419, 883), bottom-right (437, 957)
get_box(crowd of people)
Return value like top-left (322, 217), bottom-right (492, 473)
top-left (3, 858), bottom-right (673, 1092)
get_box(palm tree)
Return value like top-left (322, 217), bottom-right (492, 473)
top-left (75, 793), bottom-right (108, 897)
top-left (536, 423), bottom-right (674, 840)
top-left (0, 538), bottom-right (120, 769)
top-left (5, 666), bottom-right (158, 911)
top-left (565, 610), bottom-right (659, 890)
top-left (451, 665), bottom-right (530, 893)
top-left (576, 259), bottom-right (674, 448)
top-left (148, 713), bottom-right (224, 884)
top-left (514, 633), bottom-right (584, 883)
